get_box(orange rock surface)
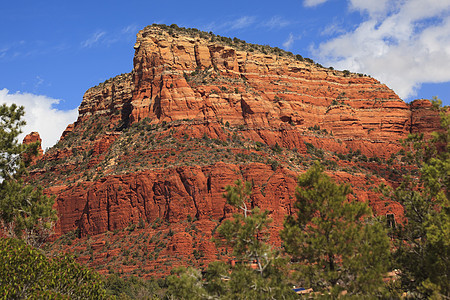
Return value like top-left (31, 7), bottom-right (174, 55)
top-left (72, 26), bottom-right (441, 157)
top-left (27, 25), bottom-right (443, 277)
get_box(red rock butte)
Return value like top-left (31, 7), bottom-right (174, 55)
top-left (25, 24), bottom-right (442, 277)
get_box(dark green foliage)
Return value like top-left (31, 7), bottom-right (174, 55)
top-left (138, 217), bottom-right (146, 229)
top-left (202, 261), bottom-right (295, 300)
top-left (267, 159), bottom-right (279, 171)
top-left (165, 267), bottom-right (207, 299)
top-left (0, 104), bottom-right (26, 178)
top-left (271, 142), bottom-right (282, 154)
top-left (386, 98), bottom-right (449, 298)
top-left (308, 124), bottom-right (328, 135)
top-left (0, 238), bottom-right (106, 299)
top-left (0, 180), bottom-right (56, 248)
top-left (0, 103), bottom-right (57, 248)
top-left (304, 141), bottom-right (324, 158)
top-left (217, 205), bottom-right (273, 276)
top-left (104, 274), bottom-right (163, 299)
top-left (281, 162), bottom-right (390, 297)
top-left (222, 179), bottom-right (252, 217)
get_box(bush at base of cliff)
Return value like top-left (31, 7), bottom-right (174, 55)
top-left (0, 237), bottom-right (106, 299)
top-left (104, 274), bottom-right (165, 299)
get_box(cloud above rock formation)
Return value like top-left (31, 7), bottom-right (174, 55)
top-left (308, 0), bottom-right (450, 99)
top-left (0, 89), bottom-right (78, 150)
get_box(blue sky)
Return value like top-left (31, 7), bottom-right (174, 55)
top-left (1, 0), bottom-right (449, 149)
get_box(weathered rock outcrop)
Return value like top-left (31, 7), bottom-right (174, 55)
top-left (128, 26), bottom-right (409, 144)
top-left (27, 25), bottom-right (443, 277)
top-left (22, 132), bottom-right (44, 163)
top-left (70, 25), bottom-right (442, 160)
top-left (51, 163), bottom-right (295, 237)
top-left (79, 73), bottom-right (134, 121)
top-left (409, 99), bottom-right (442, 137)
top-left (23, 132), bottom-right (43, 154)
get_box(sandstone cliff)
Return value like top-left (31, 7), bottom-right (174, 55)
top-left (27, 24), bottom-right (442, 277)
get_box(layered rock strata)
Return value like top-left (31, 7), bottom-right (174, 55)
top-left (25, 25), bottom-right (443, 276)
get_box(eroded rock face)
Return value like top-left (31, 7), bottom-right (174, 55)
top-left (47, 24), bottom-right (441, 236)
top-left (23, 132), bottom-right (43, 152)
top-left (49, 163), bottom-right (402, 235)
top-left (51, 162), bottom-right (401, 238)
top-left (74, 26), bottom-right (424, 150)
top-left (78, 73), bottom-right (134, 127)
top-left (410, 99), bottom-right (442, 137)
top-left (43, 159), bottom-right (404, 277)
top-left (69, 25), bottom-right (444, 159)
top-left (30, 25), bottom-right (443, 276)
top-left (131, 27), bottom-right (410, 141)
top-left (22, 132), bottom-right (44, 163)
top-left (52, 162), bottom-right (292, 236)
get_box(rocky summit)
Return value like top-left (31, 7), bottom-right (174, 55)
top-left (26, 24), bottom-right (441, 277)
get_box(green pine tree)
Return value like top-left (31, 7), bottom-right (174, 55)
top-left (165, 266), bottom-right (208, 300)
top-left (281, 162), bottom-right (391, 298)
top-left (386, 97), bottom-right (449, 298)
top-left (0, 103), bottom-right (57, 248)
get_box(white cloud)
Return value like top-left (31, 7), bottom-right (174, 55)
top-left (121, 24), bottom-right (139, 35)
top-left (313, 0), bottom-right (450, 99)
top-left (231, 16), bottom-right (256, 30)
top-left (204, 16), bottom-right (257, 33)
top-left (283, 33), bottom-right (295, 50)
top-left (321, 22), bottom-right (346, 36)
top-left (0, 40), bottom-right (68, 62)
top-left (348, 0), bottom-right (392, 17)
top-left (81, 31), bottom-right (106, 48)
top-left (0, 47), bottom-right (8, 58)
top-left (303, 0), bottom-right (329, 8)
top-left (0, 89), bottom-right (78, 150)
top-left (34, 76), bottom-right (44, 89)
top-left (264, 16), bottom-right (292, 29)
